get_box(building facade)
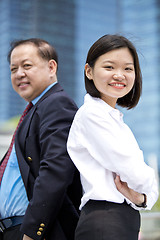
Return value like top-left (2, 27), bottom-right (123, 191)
top-left (0, 0), bottom-right (76, 121)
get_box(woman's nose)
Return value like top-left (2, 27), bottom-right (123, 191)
top-left (113, 73), bottom-right (125, 81)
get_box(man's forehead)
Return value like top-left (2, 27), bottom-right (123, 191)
top-left (11, 44), bottom-right (39, 59)
top-left (13, 43), bottom-right (38, 52)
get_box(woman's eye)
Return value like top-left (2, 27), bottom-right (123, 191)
top-left (104, 66), bottom-right (113, 69)
top-left (125, 67), bottom-right (134, 71)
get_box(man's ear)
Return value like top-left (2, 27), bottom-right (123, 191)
top-left (85, 63), bottom-right (93, 80)
top-left (48, 59), bottom-right (57, 74)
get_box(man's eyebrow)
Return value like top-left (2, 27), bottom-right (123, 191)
top-left (10, 59), bottom-right (31, 66)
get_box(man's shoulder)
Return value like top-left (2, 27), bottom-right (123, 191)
top-left (35, 85), bottom-right (78, 116)
top-left (38, 83), bottom-right (75, 104)
top-left (46, 89), bottom-right (77, 108)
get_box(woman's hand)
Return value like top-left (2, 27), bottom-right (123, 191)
top-left (114, 175), bottom-right (145, 206)
top-left (23, 234), bottom-right (33, 240)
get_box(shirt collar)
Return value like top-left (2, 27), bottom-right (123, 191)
top-left (32, 81), bottom-right (57, 105)
top-left (84, 93), bottom-right (123, 121)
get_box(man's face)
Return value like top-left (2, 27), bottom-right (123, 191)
top-left (10, 44), bottom-right (57, 102)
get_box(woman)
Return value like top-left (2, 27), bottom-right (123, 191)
top-left (67, 35), bottom-right (159, 240)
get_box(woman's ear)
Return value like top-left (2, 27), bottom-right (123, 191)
top-left (85, 63), bottom-right (93, 80)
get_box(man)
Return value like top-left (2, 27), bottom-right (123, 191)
top-left (0, 38), bottom-right (82, 240)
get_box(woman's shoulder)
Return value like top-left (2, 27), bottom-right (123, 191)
top-left (75, 94), bottom-right (111, 122)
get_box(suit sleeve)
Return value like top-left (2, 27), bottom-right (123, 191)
top-left (20, 93), bottom-right (78, 239)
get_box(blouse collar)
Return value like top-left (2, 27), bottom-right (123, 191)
top-left (84, 94), bottom-right (123, 121)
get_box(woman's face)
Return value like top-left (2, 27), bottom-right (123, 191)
top-left (85, 47), bottom-right (135, 108)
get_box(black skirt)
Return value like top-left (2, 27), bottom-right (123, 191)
top-left (75, 200), bottom-right (140, 240)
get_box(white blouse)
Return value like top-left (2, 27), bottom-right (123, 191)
top-left (67, 94), bottom-right (159, 210)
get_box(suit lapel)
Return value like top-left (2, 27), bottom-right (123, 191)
top-left (15, 105), bottom-right (36, 188)
top-left (16, 83), bottom-right (63, 150)
top-left (15, 83), bottom-right (64, 187)
top-left (35, 82), bottom-right (63, 106)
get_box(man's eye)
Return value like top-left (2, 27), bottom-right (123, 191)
top-left (11, 68), bottom-right (17, 73)
top-left (24, 64), bottom-right (32, 68)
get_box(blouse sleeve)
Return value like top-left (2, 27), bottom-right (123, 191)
top-left (126, 176), bottom-right (159, 210)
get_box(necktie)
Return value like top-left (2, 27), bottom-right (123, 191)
top-left (0, 102), bottom-right (33, 185)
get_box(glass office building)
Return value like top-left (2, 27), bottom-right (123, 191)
top-left (0, 0), bottom-right (77, 120)
top-left (120, 0), bottom-right (160, 165)
top-left (0, 0), bottom-right (159, 169)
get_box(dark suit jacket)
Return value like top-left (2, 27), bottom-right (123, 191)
top-left (14, 83), bottom-right (82, 240)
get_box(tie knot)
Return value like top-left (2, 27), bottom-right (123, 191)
top-left (23, 102), bottom-right (33, 115)
top-left (19, 102), bottom-right (33, 124)
top-left (26, 102), bottom-right (33, 111)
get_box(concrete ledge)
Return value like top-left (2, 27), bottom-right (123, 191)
top-left (140, 212), bottom-right (160, 240)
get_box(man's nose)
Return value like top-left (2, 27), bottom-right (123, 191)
top-left (16, 67), bottom-right (25, 78)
